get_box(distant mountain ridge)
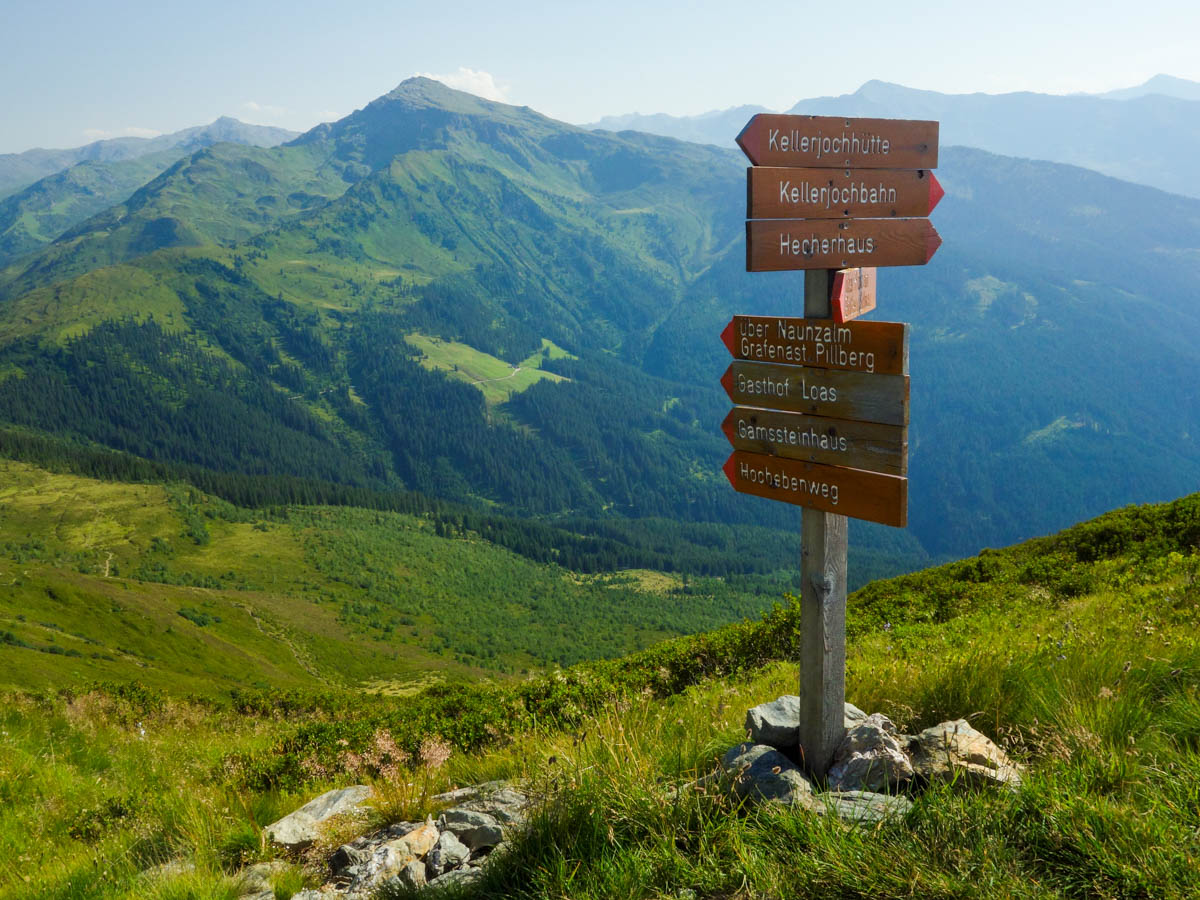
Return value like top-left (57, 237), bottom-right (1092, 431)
top-left (0, 117), bottom-right (299, 200)
top-left (1095, 73), bottom-right (1200, 101)
top-left (584, 78), bottom-right (1200, 198)
top-left (584, 104), bottom-right (769, 147)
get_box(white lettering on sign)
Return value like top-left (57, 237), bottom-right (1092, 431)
top-left (736, 372), bottom-right (790, 398)
top-left (779, 232), bottom-right (876, 258)
top-left (735, 318), bottom-right (875, 372)
top-left (739, 459), bottom-right (839, 504)
top-left (766, 128), bottom-right (892, 160)
top-left (777, 179), bottom-right (899, 210)
top-left (736, 417), bottom-right (849, 453)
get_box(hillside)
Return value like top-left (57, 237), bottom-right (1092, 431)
top-left (0, 117), bottom-right (298, 199)
top-left (0, 458), bottom-right (812, 693)
top-left (3, 490), bottom-right (1197, 897)
top-left (0, 78), bottom-right (1197, 567)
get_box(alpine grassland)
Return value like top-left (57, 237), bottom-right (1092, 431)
top-left (2, 492), bottom-right (1197, 898)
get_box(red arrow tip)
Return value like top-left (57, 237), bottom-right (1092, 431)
top-left (720, 366), bottom-right (734, 398)
top-left (722, 453), bottom-right (738, 486)
top-left (928, 171), bottom-right (945, 214)
top-left (925, 224), bottom-right (943, 263)
top-left (720, 409), bottom-right (736, 444)
top-left (720, 319), bottom-right (736, 355)
top-left (735, 116), bottom-right (758, 163)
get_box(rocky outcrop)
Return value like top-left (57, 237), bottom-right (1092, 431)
top-left (242, 782), bottom-right (530, 898)
top-left (909, 719), bottom-right (1023, 789)
top-left (263, 786), bottom-right (373, 850)
top-left (718, 699), bottom-right (1019, 826)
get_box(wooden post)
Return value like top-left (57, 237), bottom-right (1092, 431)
top-left (798, 269), bottom-right (848, 780)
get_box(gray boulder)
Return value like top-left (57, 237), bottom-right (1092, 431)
top-left (843, 701), bottom-right (868, 728)
top-left (429, 866), bottom-right (484, 890)
top-left (426, 829), bottom-right (471, 879)
top-left (452, 786), bottom-right (529, 827)
top-left (721, 742), bottom-right (816, 806)
top-left (745, 696), bottom-right (873, 750)
top-left (828, 713), bottom-right (914, 792)
top-left (818, 790), bottom-right (913, 824)
top-left (438, 808), bottom-right (504, 851)
top-left (398, 858), bottom-right (428, 889)
top-left (745, 695), bottom-right (801, 747)
top-left (910, 719), bottom-right (1023, 790)
top-left (263, 785), bottom-right (373, 849)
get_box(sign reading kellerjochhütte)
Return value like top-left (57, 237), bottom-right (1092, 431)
top-left (736, 114), bottom-right (938, 169)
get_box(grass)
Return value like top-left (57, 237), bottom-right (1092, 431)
top-left (0, 459), bottom-right (795, 692)
top-left (1, 495), bottom-right (1198, 897)
top-left (405, 332), bottom-right (568, 405)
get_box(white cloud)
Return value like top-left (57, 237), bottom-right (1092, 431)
top-left (81, 126), bottom-right (163, 141)
top-left (241, 100), bottom-right (286, 120)
top-left (414, 67), bottom-right (509, 102)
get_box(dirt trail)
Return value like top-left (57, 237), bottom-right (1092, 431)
top-left (231, 600), bottom-right (326, 682)
top-left (471, 366), bottom-right (522, 385)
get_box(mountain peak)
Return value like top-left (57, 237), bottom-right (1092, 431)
top-left (377, 76), bottom-right (509, 115)
top-left (1097, 73), bottom-right (1200, 102)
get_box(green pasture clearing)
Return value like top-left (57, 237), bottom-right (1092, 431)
top-left (405, 332), bottom-right (568, 404)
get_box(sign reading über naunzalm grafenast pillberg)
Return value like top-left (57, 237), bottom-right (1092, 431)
top-left (721, 316), bottom-right (907, 375)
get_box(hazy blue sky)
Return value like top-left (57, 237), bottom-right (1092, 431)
top-left (4, 0), bottom-right (1198, 153)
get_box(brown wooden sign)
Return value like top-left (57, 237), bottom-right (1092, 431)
top-left (723, 450), bottom-right (907, 527)
top-left (723, 406), bottom-right (908, 475)
top-left (832, 268), bottom-right (877, 323)
top-left (721, 361), bottom-right (908, 426)
top-left (736, 114), bottom-right (938, 169)
top-left (720, 315), bottom-right (907, 375)
top-left (747, 218), bottom-right (941, 271)
top-left (747, 167), bottom-right (943, 220)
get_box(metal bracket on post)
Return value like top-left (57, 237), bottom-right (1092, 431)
top-left (798, 269), bottom-right (849, 780)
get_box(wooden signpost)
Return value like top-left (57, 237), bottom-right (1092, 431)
top-left (747, 218), bottom-right (942, 271)
top-left (736, 114), bottom-right (939, 169)
top-left (721, 362), bottom-right (909, 426)
top-left (721, 315), bottom-right (906, 374)
top-left (747, 167), bottom-right (943, 220)
top-left (724, 112), bottom-right (942, 778)
top-left (831, 268), bottom-right (876, 323)
top-left (722, 407), bottom-right (907, 475)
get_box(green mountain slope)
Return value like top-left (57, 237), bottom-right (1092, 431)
top-left (0, 152), bottom-right (179, 266)
top-left (0, 458), bottom-right (805, 693)
top-left (0, 116), bottom-right (298, 199)
top-left (3, 488), bottom-right (1198, 898)
top-left (0, 78), bottom-right (1197, 564)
